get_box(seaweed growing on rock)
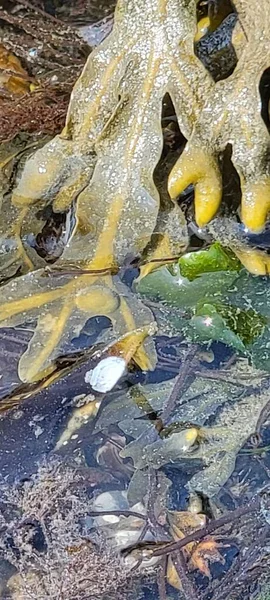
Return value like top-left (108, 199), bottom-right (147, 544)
top-left (0, 461), bottom-right (142, 600)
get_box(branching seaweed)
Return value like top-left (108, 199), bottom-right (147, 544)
top-left (0, 461), bottom-right (142, 600)
top-left (169, 1), bottom-right (270, 234)
top-left (0, 0), bottom-right (269, 379)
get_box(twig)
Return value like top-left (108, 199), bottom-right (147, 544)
top-left (15, 0), bottom-right (69, 26)
top-left (87, 510), bottom-right (146, 520)
top-left (123, 348), bottom-right (199, 451)
top-left (160, 345), bottom-right (198, 424)
top-left (194, 369), bottom-right (255, 388)
top-left (172, 551), bottom-right (198, 600)
top-left (44, 266), bottom-right (119, 277)
top-left (255, 396), bottom-right (270, 434)
top-left (221, 353), bottom-right (237, 370)
top-left (208, 524), bottom-right (270, 600)
top-left (157, 557), bottom-right (168, 600)
top-left (146, 469), bottom-right (158, 528)
top-left (146, 469), bottom-right (171, 539)
top-left (240, 444), bottom-right (270, 455)
top-left (150, 497), bottom-right (260, 557)
top-left (128, 521), bottom-right (150, 573)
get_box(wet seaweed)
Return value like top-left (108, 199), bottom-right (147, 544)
top-left (0, 2), bottom-right (270, 598)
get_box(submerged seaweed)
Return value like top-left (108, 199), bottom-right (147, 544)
top-left (0, 462), bottom-right (143, 600)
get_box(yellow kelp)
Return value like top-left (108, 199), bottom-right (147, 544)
top-left (0, 0), bottom-right (207, 382)
top-left (169, 0), bottom-right (270, 233)
top-left (0, 0), bottom-right (270, 382)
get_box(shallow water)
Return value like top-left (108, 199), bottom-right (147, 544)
top-left (0, 1), bottom-right (270, 599)
top-left (0, 309), bottom-right (269, 599)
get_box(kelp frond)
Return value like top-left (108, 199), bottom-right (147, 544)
top-left (0, 0), bottom-right (269, 381)
top-left (169, 0), bottom-right (270, 233)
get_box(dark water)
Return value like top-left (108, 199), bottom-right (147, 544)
top-left (0, 313), bottom-right (269, 600)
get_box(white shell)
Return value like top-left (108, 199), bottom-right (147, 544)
top-left (85, 356), bottom-right (126, 393)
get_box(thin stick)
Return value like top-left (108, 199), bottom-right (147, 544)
top-left (207, 525), bottom-right (270, 600)
top-left (255, 397), bottom-right (270, 434)
top-left (157, 557), bottom-right (168, 600)
top-left (172, 551), bottom-right (198, 600)
top-left (16, 0), bottom-right (68, 26)
top-left (44, 266), bottom-right (118, 277)
top-left (87, 509), bottom-right (146, 520)
top-left (150, 498), bottom-right (260, 557)
top-left (194, 369), bottom-right (249, 386)
top-left (128, 521), bottom-right (150, 573)
top-left (146, 469), bottom-right (171, 539)
top-left (160, 345), bottom-right (198, 424)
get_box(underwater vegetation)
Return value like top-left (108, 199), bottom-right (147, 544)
top-left (0, 461), bottom-right (143, 599)
top-left (0, 0), bottom-right (270, 598)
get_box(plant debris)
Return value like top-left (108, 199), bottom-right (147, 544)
top-left (0, 0), bottom-right (89, 141)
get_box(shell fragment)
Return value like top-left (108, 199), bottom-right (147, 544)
top-left (85, 356), bottom-right (126, 393)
